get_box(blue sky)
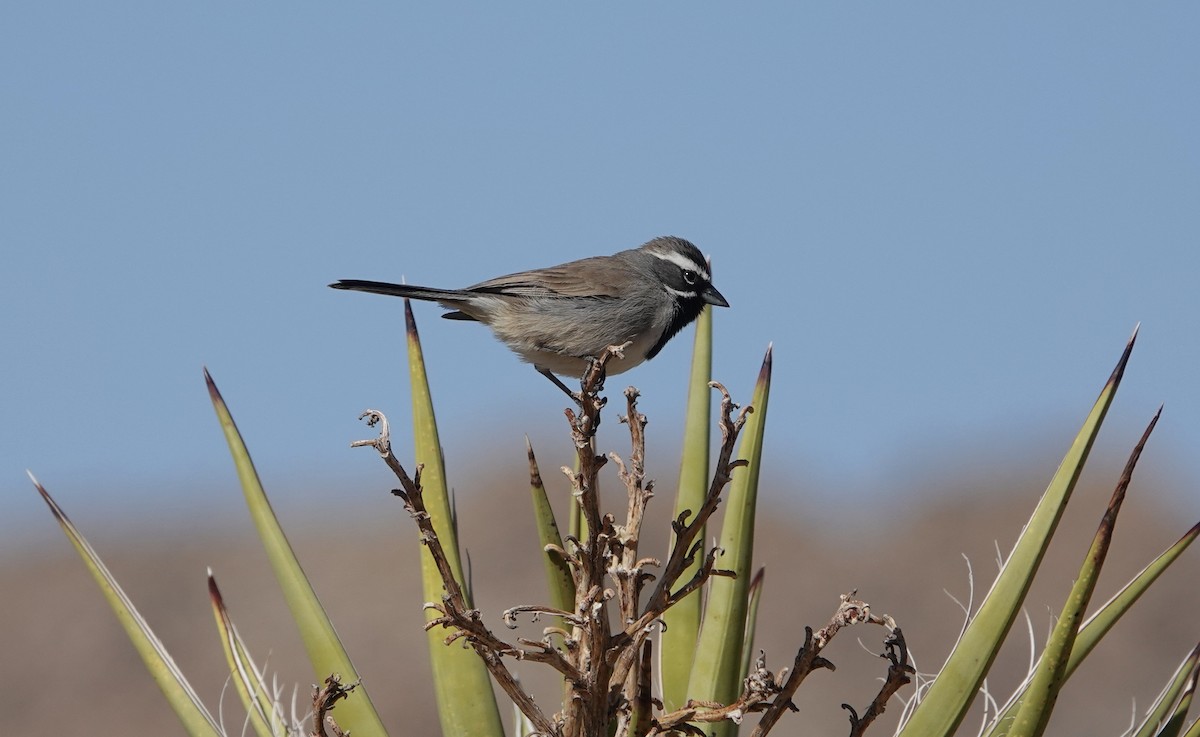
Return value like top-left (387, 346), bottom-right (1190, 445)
top-left (3, 5), bottom-right (1198, 544)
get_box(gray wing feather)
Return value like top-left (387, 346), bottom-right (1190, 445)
top-left (467, 257), bottom-right (626, 299)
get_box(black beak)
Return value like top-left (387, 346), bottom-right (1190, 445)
top-left (702, 284), bottom-right (730, 308)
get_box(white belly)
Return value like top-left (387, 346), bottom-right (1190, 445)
top-left (515, 328), bottom-right (661, 378)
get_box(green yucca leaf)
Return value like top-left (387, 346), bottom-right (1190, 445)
top-left (526, 436), bottom-right (575, 617)
top-left (1133, 644), bottom-right (1200, 737)
top-left (1067, 518), bottom-right (1199, 675)
top-left (1006, 409), bottom-right (1158, 737)
top-left (205, 369), bottom-right (388, 737)
top-left (687, 345), bottom-right (773, 737)
top-left (986, 521), bottom-right (1200, 737)
top-left (899, 328), bottom-right (1137, 737)
top-left (740, 568), bottom-right (767, 684)
top-left (512, 702), bottom-right (535, 737)
top-left (403, 301), bottom-right (504, 737)
top-left (208, 572), bottom-right (287, 737)
top-left (988, 410), bottom-right (1187, 737)
top-left (404, 302), bottom-right (469, 594)
top-left (1154, 648), bottom-right (1199, 737)
top-left (661, 302), bottom-right (715, 711)
top-left (31, 474), bottom-right (222, 737)
top-left (1182, 708), bottom-right (1200, 737)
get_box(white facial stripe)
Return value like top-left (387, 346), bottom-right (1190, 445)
top-left (650, 249), bottom-right (709, 282)
top-left (663, 284), bottom-right (693, 299)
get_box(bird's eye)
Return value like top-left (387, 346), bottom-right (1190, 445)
top-left (682, 270), bottom-right (698, 285)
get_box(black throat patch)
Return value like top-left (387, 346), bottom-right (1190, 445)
top-left (645, 296), bottom-right (706, 361)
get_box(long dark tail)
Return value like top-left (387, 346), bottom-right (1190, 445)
top-left (328, 279), bottom-right (471, 302)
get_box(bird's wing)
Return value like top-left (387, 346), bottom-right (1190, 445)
top-left (467, 257), bottom-right (624, 299)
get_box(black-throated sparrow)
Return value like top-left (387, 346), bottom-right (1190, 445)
top-left (331, 236), bottom-right (728, 393)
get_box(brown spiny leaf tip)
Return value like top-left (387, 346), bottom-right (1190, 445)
top-left (750, 567), bottom-right (766, 592)
top-left (1180, 519), bottom-right (1200, 546)
top-left (207, 570), bottom-right (222, 604)
top-left (405, 298), bottom-right (419, 339)
top-left (28, 471), bottom-right (59, 513)
top-left (203, 366), bottom-right (222, 402)
top-left (1104, 405), bottom-right (1163, 517)
top-left (758, 343), bottom-right (773, 384)
top-left (526, 436), bottom-right (544, 488)
top-left (1108, 323), bottom-right (1139, 387)
top-left (1147, 405), bottom-right (1164, 437)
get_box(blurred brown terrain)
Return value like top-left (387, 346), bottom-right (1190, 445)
top-left (4, 438), bottom-right (1197, 737)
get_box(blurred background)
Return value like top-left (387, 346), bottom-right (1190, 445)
top-left (3, 4), bottom-right (1198, 735)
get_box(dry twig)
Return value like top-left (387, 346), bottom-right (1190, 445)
top-left (843, 628), bottom-right (914, 737)
top-left (311, 675), bottom-right (357, 737)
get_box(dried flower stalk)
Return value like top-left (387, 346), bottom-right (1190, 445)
top-left (352, 346), bottom-right (907, 736)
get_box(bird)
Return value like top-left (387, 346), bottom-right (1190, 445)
top-left (330, 235), bottom-right (729, 396)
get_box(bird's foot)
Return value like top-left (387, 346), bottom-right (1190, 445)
top-left (538, 367), bottom-right (584, 405)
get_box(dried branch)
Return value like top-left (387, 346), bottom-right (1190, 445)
top-left (632, 641), bottom-right (657, 736)
top-left (557, 346), bottom-right (632, 737)
top-left (310, 675), bottom-right (357, 737)
top-left (748, 593), bottom-right (898, 737)
top-left (842, 628), bottom-right (913, 737)
top-left (649, 651), bottom-right (785, 734)
top-left (612, 388), bottom-right (653, 626)
top-left (352, 350), bottom-right (908, 737)
top-left (621, 384), bottom-right (749, 644)
top-left (352, 410), bottom-right (560, 735)
top-left (652, 589), bottom-right (902, 737)
top-left (503, 604), bottom-right (581, 628)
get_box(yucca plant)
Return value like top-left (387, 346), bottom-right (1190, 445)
top-left (894, 328), bottom-right (1200, 737)
top-left (339, 297), bottom-right (919, 737)
top-left (31, 307), bottom-right (1199, 736)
